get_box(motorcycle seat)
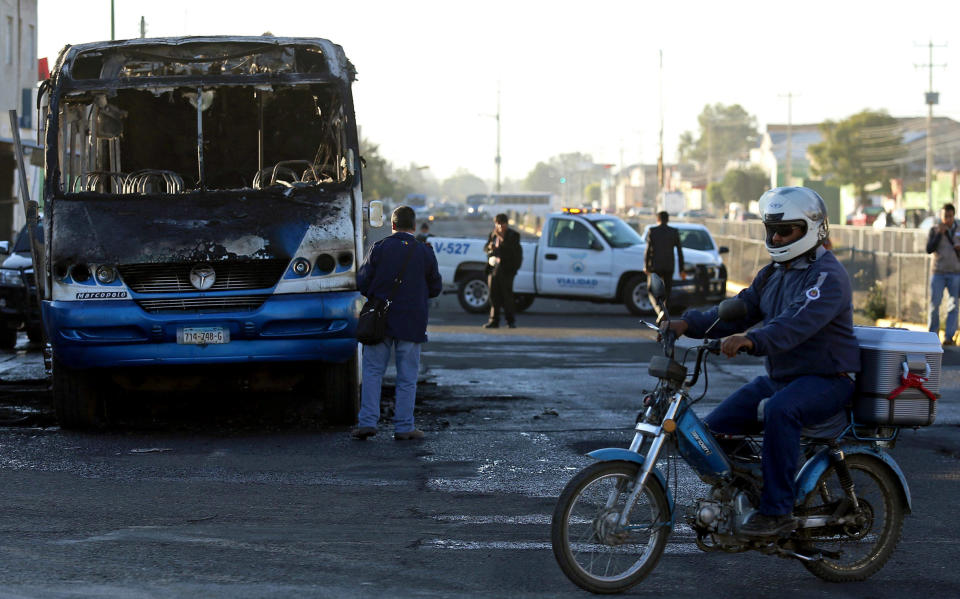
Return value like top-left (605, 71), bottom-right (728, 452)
top-left (757, 399), bottom-right (851, 440)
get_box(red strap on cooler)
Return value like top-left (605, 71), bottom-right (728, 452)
top-left (888, 372), bottom-right (937, 401)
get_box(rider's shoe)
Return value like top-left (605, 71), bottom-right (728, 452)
top-left (740, 513), bottom-right (796, 537)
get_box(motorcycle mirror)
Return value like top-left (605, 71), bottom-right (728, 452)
top-left (718, 298), bottom-right (748, 322)
top-left (647, 273), bottom-right (667, 301)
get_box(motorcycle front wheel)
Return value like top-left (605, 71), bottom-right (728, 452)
top-left (799, 453), bottom-right (905, 582)
top-left (551, 461), bottom-right (671, 594)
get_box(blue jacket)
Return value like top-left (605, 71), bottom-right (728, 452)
top-left (357, 232), bottom-right (443, 343)
top-left (681, 247), bottom-right (860, 381)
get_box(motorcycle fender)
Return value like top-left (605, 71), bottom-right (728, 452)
top-left (794, 446), bottom-right (912, 513)
top-left (587, 448), bottom-right (675, 515)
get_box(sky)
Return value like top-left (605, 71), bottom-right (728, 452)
top-left (36, 0), bottom-right (960, 186)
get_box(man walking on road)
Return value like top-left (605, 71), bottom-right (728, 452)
top-left (926, 203), bottom-right (960, 346)
top-left (483, 213), bottom-right (523, 329)
top-left (354, 206), bottom-right (443, 441)
top-left (645, 211), bottom-right (684, 311)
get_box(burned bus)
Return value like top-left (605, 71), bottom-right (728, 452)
top-left (39, 36), bottom-right (378, 428)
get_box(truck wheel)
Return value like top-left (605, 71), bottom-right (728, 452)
top-left (323, 353), bottom-right (360, 425)
top-left (27, 327), bottom-right (42, 343)
top-left (623, 274), bottom-right (655, 316)
top-left (457, 274), bottom-right (490, 314)
top-left (0, 328), bottom-right (17, 349)
top-left (514, 294), bottom-right (535, 313)
top-left (52, 358), bottom-right (106, 430)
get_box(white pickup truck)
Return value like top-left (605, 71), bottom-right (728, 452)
top-left (431, 211), bottom-right (728, 315)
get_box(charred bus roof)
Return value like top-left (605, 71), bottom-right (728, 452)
top-left (53, 36), bottom-right (357, 89)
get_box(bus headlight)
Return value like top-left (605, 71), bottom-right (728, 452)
top-left (291, 257), bottom-right (311, 277)
top-left (0, 269), bottom-right (22, 286)
top-left (95, 265), bottom-right (117, 284)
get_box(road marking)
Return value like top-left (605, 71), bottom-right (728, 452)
top-left (421, 538), bottom-right (702, 555)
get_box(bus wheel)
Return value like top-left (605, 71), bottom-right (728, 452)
top-left (52, 358), bottom-right (106, 430)
top-left (457, 274), bottom-right (490, 313)
top-left (323, 353), bottom-right (360, 425)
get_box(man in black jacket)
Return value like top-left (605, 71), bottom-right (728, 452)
top-left (644, 211), bottom-right (684, 309)
top-left (483, 213), bottom-right (523, 329)
top-left (354, 206), bottom-right (443, 440)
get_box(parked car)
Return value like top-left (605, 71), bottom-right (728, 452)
top-left (846, 205), bottom-right (885, 226)
top-left (0, 222), bottom-right (43, 348)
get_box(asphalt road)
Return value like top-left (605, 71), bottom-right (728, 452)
top-left (0, 219), bottom-right (958, 597)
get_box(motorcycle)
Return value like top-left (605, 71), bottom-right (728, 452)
top-left (551, 274), bottom-right (911, 594)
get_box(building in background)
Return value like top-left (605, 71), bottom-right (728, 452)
top-left (0, 0), bottom-right (41, 244)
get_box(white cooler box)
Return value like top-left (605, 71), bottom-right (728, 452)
top-left (853, 327), bottom-right (941, 427)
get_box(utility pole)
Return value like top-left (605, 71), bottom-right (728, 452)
top-left (657, 50), bottom-right (664, 198)
top-left (778, 92), bottom-right (799, 186)
top-left (111, 0), bottom-right (115, 40)
top-left (495, 84), bottom-right (501, 193)
top-left (140, 16), bottom-right (146, 38)
top-left (915, 40), bottom-right (947, 213)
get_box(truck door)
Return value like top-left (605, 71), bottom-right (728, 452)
top-left (537, 218), bottom-right (613, 296)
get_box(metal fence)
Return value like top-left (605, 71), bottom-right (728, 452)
top-left (711, 219), bottom-right (933, 325)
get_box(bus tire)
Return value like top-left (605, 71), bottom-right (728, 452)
top-left (52, 358), bottom-right (106, 430)
top-left (324, 353), bottom-right (360, 425)
top-left (457, 273), bottom-right (490, 314)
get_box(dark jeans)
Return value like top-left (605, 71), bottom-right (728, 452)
top-left (704, 375), bottom-right (854, 515)
top-left (488, 271), bottom-right (516, 324)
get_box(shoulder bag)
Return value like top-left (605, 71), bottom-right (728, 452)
top-left (356, 242), bottom-right (415, 345)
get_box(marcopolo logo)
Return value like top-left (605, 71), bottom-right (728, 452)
top-left (75, 291), bottom-right (128, 300)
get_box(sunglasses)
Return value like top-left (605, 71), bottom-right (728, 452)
top-left (767, 224), bottom-right (800, 237)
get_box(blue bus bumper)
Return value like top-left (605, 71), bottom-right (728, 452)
top-left (42, 291), bottom-right (362, 370)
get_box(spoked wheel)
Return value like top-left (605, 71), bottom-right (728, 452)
top-left (551, 461), bottom-right (671, 593)
top-left (799, 454), bottom-right (905, 582)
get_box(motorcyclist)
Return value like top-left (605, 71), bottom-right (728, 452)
top-left (668, 186), bottom-right (861, 537)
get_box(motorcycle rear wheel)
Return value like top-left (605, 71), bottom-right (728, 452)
top-left (551, 461), bottom-right (670, 594)
top-left (799, 454), bottom-right (905, 582)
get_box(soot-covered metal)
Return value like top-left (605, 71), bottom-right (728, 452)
top-left (44, 36), bottom-right (361, 268)
top-left (50, 190), bottom-right (348, 265)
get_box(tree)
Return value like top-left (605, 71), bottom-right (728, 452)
top-left (584, 182), bottom-right (602, 206)
top-left (359, 138), bottom-right (412, 202)
top-left (678, 104), bottom-right (759, 182)
top-left (523, 161), bottom-right (561, 193)
top-left (441, 168), bottom-right (488, 201)
top-left (807, 110), bottom-right (904, 204)
top-left (719, 166), bottom-right (769, 207)
top-left (522, 152), bottom-right (607, 200)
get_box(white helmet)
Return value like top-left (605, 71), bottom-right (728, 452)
top-left (758, 186), bottom-right (829, 263)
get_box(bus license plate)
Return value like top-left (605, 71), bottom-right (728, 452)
top-left (177, 327), bottom-right (229, 345)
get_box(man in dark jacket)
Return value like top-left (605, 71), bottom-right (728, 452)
top-left (644, 211), bottom-right (684, 308)
top-left (668, 187), bottom-right (860, 537)
top-left (354, 206), bottom-right (442, 440)
top-left (483, 213), bottom-right (523, 328)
